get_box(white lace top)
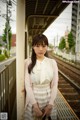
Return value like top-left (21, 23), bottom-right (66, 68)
top-left (30, 57), bottom-right (56, 85)
top-left (24, 57), bottom-right (58, 106)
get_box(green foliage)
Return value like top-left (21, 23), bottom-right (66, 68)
top-left (0, 54), bottom-right (6, 61)
top-left (0, 49), bottom-right (2, 54)
top-left (49, 44), bottom-right (54, 49)
top-left (0, 44), bottom-right (2, 47)
top-left (8, 31), bottom-right (12, 50)
top-left (68, 31), bottom-right (75, 49)
top-left (2, 22), bottom-right (12, 51)
top-left (58, 31), bottom-right (75, 54)
top-left (71, 45), bottom-right (75, 54)
top-left (0, 49), bottom-right (10, 62)
top-left (2, 24), bottom-right (7, 43)
top-left (58, 37), bottom-right (66, 50)
top-left (3, 49), bottom-right (10, 58)
top-left (65, 48), bottom-right (70, 54)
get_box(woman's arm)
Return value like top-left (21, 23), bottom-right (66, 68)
top-left (42, 60), bottom-right (58, 117)
top-left (24, 59), bottom-right (37, 105)
top-left (25, 59), bottom-right (43, 117)
top-left (49, 60), bottom-right (58, 105)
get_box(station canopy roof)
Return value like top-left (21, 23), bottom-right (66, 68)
top-left (0, 0), bottom-right (69, 38)
top-left (25, 0), bottom-right (69, 38)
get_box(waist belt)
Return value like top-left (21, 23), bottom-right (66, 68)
top-left (32, 84), bottom-right (50, 88)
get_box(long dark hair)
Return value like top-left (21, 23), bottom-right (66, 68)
top-left (28, 34), bottom-right (49, 74)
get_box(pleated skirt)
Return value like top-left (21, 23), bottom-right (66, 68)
top-left (24, 84), bottom-right (57, 120)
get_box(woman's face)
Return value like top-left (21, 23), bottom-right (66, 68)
top-left (33, 44), bottom-right (48, 59)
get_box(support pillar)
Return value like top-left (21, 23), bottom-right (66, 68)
top-left (16, 0), bottom-right (25, 119)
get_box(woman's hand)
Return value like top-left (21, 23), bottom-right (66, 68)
top-left (33, 103), bottom-right (43, 117)
top-left (42, 104), bottom-right (53, 117)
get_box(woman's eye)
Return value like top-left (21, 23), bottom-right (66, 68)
top-left (42, 44), bottom-right (46, 47)
top-left (43, 45), bottom-right (46, 47)
top-left (36, 45), bottom-right (40, 47)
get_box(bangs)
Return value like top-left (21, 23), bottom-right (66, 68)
top-left (32, 34), bottom-right (48, 46)
top-left (34, 40), bottom-right (47, 46)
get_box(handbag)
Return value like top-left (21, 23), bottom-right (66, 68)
top-left (42, 115), bottom-right (51, 120)
top-left (41, 108), bottom-right (52, 120)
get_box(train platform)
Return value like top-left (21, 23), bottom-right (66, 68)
top-left (56, 90), bottom-right (79, 120)
top-left (0, 59), bottom-right (80, 120)
top-left (11, 90), bottom-right (79, 120)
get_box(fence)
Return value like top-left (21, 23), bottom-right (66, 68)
top-left (0, 59), bottom-right (16, 120)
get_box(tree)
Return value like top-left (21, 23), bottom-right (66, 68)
top-left (2, 21), bottom-right (12, 58)
top-left (58, 37), bottom-right (66, 50)
top-left (68, 31), bottom-right (75, 49)
top-left (2, 22), bottom-right (12, 50)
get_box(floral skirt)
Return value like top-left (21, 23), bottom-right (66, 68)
top-left (24, 84), bottom-right (57, 120)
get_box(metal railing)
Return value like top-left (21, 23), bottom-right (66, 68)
top-left (0, 59), bottom-right (16, 120)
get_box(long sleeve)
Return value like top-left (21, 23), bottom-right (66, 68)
top-left (49, 60), bottom-right (58, 105)
top-left (24, 59), bottom-right (37, 105)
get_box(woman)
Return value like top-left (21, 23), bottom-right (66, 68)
top-left (24, 34), bottom-right (58, 120)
